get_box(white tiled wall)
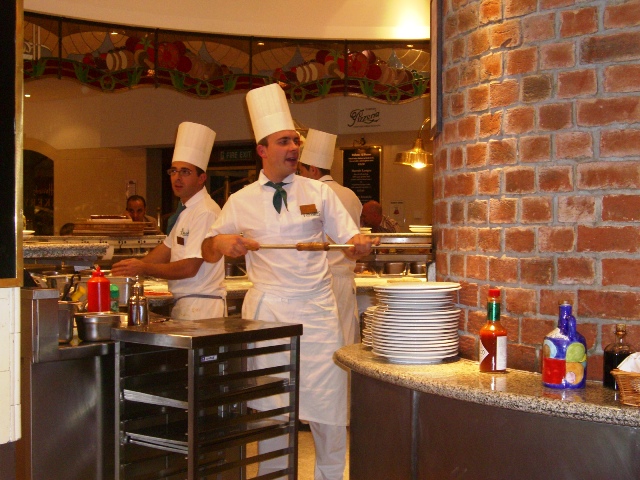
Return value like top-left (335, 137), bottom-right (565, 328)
top-left (0, 287), bottom-right (20, 444)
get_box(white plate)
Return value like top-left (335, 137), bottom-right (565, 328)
top-left (372, 335), bottom-right (459, 345)
top-left (372, 325), bottom-right (458, 332)
top-left (375, 282), bottom-right (460, 292)
top-left (375, 307), bottom-right (460, 316)
top-left (376, 292), bottom-right (454, 300)
top-left (372, 346), bottom-right (459, 355)
top-left (373, 352), bottom-right (458, 364)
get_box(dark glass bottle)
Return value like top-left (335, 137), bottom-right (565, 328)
top-left (603, 324), bottom-right (634, 390)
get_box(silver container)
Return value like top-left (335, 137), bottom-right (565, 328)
top-left (75, 312), bottom-right (123, 342)
top-left (383, 262), bottom-right (407, 275)
top-left (58, 301), bottom-right (83, 343)
top-left (409, 262), bottom-right (427, 275)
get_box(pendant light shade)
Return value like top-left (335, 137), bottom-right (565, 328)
top-left (395, 117), bottom-right (432, 169)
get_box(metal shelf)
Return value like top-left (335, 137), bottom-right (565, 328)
top-left (115, 318), bottom-right (302, 480)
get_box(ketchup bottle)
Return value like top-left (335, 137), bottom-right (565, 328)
top-left (87, 266), bottom-right (111, 312)
top-left (479, 288), bottom-right (508, 372)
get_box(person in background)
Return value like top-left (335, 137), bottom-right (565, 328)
top-left (298, 128), bottom-right (363, 345)
top-left (126, 195), bottom-right (156, 224)
top-left (112, 122), bottom-right (225, 320)
top-left (201, 83), bottom-right (376, 480)
top-left (360, 199), bottom-right (401, 233)
top-left (59, 223), bottom-right (75, 235)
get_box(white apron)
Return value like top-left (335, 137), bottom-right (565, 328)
top-left (170, 295), bottom-right (226, 321)
top-left (242, 287), bottom-right (348, 426)
top-left (330, 273), bottom-right (360, 345)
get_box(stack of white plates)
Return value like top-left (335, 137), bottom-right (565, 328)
top-left (371, 281), bottom-right (461, 364)
top-left (361, 306), bottom-right (377, 348)
top-left (409, 225), bottom-right (432, 234)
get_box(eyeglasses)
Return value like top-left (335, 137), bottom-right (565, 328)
top-left (166, 168), bottom-right (194, 177)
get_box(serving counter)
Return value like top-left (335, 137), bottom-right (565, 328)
top-left (336, 344), bottom-right (640, 479)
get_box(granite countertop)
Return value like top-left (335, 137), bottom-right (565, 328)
top-left (23, 242), bottom-right (108, 258)
top-left (335, 343), bottom-right (640, 428)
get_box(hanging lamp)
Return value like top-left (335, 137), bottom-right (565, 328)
top-left (395, 117), bottom-right (432, 169)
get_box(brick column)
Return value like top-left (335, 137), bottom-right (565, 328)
top-left (433, 0), bottom-right (640, 378)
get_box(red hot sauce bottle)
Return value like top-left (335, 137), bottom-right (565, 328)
top-left (479, 288), bottom-right (508, 372)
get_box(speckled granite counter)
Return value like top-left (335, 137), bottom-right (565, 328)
top-left (23, 241), bottom-right (108, 259)
top-left (336, 343), bottom-right (640, 428)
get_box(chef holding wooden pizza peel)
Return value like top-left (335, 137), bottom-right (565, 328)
top-left (201, 83), bottom-right (377, 479)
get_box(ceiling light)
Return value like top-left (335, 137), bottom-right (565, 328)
top-left (394, 117), bottom-right (432, 169)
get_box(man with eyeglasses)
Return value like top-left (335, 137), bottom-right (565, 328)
top-left (112, 122), bottom-right (226, 320)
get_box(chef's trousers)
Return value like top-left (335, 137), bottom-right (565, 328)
top-left (257, 421), bottom-right (347, 480)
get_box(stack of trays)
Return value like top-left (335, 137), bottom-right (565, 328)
top-left (73, 216), bottom-right (145, 236)
top-left (371, 281), bottom-right (461, 364)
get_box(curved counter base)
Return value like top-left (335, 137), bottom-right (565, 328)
top-left (337, 344), bottom-right (640, 480)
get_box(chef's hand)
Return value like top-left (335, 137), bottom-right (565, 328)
top-left (111, 258), bottom-right (146, 277)
top-left (202, 234), bottom-right (260, 262)
top-left (345, 234), bottom-right (379, 259)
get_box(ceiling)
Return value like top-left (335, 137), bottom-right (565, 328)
top-left (24, 0), bottom-right (430, 41)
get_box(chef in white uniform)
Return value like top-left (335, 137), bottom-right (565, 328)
top-left (298, 129), bottom-right (363, 345)
top-left (201, 84), bottom-right (375, 480)
top-left (112, 122), bottom-right (225, 320)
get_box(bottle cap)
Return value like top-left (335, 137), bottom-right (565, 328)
top-left (92, 266), bottom-right (104, 277)
top-left (110, 284), bottom-right (119, 298)
top-left (488, 288), bottom-right (500, 298)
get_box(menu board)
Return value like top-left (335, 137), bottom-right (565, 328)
top-left (342, 146), bottom-right (381, 204)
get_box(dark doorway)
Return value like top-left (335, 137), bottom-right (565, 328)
top-left (23, 150), bottom-right (54, 235)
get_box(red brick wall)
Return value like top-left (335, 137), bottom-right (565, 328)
top-left (434, 0), bottom-right (640, 379)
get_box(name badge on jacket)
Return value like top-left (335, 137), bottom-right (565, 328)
top-left (300, 204), bottom-right (318, 216)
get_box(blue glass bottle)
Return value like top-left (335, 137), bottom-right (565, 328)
top-left (542, 302), bottom-right (587, 389)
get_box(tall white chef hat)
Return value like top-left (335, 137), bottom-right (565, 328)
top-left (172, 122), bottom-right (216, 171)
top-left (246, 83), bottom-right (295, 143)
top-left (299, 129), bottom-right (337, 170)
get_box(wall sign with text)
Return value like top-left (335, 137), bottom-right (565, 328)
top-left (341, 146), bottom-right (382, 204)
top-left (347, 107), bottom-right (381, 129)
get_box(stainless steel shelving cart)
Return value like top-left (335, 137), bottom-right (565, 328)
top-left (112, 318), bottom-right (302, 480)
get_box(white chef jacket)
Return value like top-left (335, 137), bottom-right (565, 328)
top-left (208, 171), bottom-right (359, 296)
top-left (319, 175), bottom-right (362, 275)
top-left (164, 187), bottom-right (225, 320)
top-left (320, 175), bottom-right (362, 344)
top-left (207, 171), bottom-right (359, 425)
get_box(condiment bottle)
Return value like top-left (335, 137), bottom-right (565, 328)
top-left (542, 301), bottom-right (587, 389)
top-left (603, 323), bottom-right (634, 390)
top-left (127, 276), bottom-right (149, 326)
top-left (479, 288), bottom-right (507, 372)
top-left (110, 284), bottom-right (120, 312)
top-left (87, 266), bottom-right (111, 312)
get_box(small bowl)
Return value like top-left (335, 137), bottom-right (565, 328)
top-left (75, 312), bottom-right (123, 342)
